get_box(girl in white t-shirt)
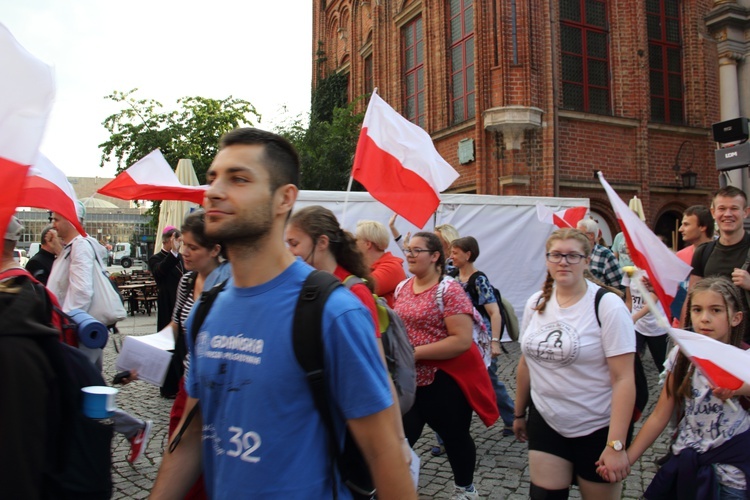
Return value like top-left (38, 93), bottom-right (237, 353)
top-left (514, 228), bottom-right (636, 500)
top-left (611, 276), bottom-right (750, 499)
top-left (622, 267), bottom-right (670, 373)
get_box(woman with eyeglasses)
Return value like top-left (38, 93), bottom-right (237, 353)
top-left (394, 232), bottom-right (497, 499)
top-left (513, 228), bottom-right (635, 500)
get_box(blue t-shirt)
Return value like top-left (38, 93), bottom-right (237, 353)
top-left (185, 259), bottom-right (392, 498)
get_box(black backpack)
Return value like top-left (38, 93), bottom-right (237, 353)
top-left (593, 288), bottom-right (649, 421)
top-left (0, 271), bottom-right (113, 499)
top-left (177, 271), bottom-right (379, 499)
top-left (465, 271), bottom-right (519, 342)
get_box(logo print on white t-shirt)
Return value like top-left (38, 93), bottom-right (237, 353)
top-left (525, 321), bottom-right (580, 368)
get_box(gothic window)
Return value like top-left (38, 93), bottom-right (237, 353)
top-left (403, 16), bottom-right (425, 128)
top-left (647, 0), bottom-right (683, 124)
top-left (560, 0), bottom-right (610, 114)
top-left (449, 0), bottom-right (475, 124)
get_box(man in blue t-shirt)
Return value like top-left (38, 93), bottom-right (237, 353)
top-left (151, 128), bottom-right (416, 499)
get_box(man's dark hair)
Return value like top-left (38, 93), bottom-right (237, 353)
top-left (162, 228), bottom-right (181, 242)
top-left (714, 186), bottom-right (748, 208)
top-left (219, 128), bottom-right (300, 191)
top-left (40, 225), bottom-right (55, 244)
top-left (683, 205), bottom-right (714, 238)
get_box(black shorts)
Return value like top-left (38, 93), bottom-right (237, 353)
top-left (527, 402), bottom-right (632, 484)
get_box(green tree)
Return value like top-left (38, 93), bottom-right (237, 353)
top-left (276, 71), bottom-right (365, 191)
top-left (99, 89), bottom-right (261, 181)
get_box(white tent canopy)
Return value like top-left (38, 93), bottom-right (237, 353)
top-left (295, 191), bottom-right (589, 333)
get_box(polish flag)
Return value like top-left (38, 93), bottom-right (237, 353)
top-left (535, 202), bottom-right (588, 228)
top-left (670, 327), bottom-right (750, 390)
top-left (97, 150), bottom-right (206, 203)
top-left (598, 172), bottom-right (692, 313)
top-left (351, 91), bottom-right (459, 228)
top-left (0, 23), bottom-right (55, 240)
top-left (20, 154), bottom-right (86, 236)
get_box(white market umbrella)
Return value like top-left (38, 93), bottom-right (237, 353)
top-left (155, 158), bottom-right (201, 252)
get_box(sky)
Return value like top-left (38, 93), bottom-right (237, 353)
top-left (1, 1), bottom-right (312, 178)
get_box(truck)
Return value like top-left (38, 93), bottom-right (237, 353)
top-left (111, 242), bottom-right (146, 268)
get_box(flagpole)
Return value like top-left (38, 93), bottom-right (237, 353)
top-left (632, 277), bottom-right (740, 410)
top-left (342, 174), bottom-right (354, 228)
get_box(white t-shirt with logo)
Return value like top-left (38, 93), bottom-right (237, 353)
top-left (521, 282), bottom-right (635, 437)
top-left (622, 270), bottom-right (669, 337)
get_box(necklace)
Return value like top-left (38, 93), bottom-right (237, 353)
top-left (556, 286), bottom-right (587, 308)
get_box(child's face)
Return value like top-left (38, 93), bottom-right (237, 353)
top-left (689, 290), bottom-right (742, 344)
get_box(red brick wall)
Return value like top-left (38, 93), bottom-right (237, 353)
top-left (312, 0), bottom-right (720, 235)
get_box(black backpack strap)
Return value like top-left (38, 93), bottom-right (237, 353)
top-left (698, 239), bottom-right (716, 277)
top-left (466, 271), bottom-right (482, 310)
top-left (169, 278), bottom-right (228, 454)
top-left (594, 287), bottom-right (609, 327)
top-left (292, 270), bottom-right (343, 498)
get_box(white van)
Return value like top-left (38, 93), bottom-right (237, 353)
top-left (27, 242), bottom-right (41, 259)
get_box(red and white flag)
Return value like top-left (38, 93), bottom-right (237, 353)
top-left (351, 91), bottom-right (459, 228)
top-left (97, 150), bottom-right (206, 203)
top-left (670, 327), bottom-right (750, 390)
top-left (20, 154), bottom-right (86, 236)
top-left (535, 202), bottom-right (588, 228)
top-left (0, 23), bottom-right (55, 240)
top-left (598, 172), bottom-right (691, 313)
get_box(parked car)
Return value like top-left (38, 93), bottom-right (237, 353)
top-left (13, 248), bottom-right (29, 267)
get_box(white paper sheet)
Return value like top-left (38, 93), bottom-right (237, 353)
top-left (115, 336), bottom-right (173, 386)
top-left (131, 326), bottom-right (175, 351)
top-left (410, 448), bottom-right (420, 488)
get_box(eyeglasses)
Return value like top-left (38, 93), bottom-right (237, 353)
top-left (546, 252), bottom-right (586, 264)
top-left (403, 247), bottom-right (431, 257)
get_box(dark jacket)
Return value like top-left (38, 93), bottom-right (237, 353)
top-left (0, 269), bottom-right (112, 499)
top-left (645, 427), bottom-right (750, 499)
top-left (148, 249), bottom-right (184, 330)
top-left (25, 248), bottom-right (56, 285)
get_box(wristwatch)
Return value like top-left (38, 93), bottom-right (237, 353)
top-left (607, 440), bottom-right (624, 451)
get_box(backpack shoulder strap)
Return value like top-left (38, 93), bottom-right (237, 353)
top-left (699, 240), bottom-right (717, 275)
top-left (466, 271), bottom-right (483, 306)
top-left (436, 275), bottom-right (454, 314)
top-left (292, 270), bottom-right (343, 498)
top-left (393, 277), bottom-right (411, 301)
top-left (189, 279), bottom-right (228, 343)
top-left (342, 275), bottom-right (364, 289)
top-left (594, 287), bottom-right (610, 328)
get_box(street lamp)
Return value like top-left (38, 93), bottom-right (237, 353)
top-left (673, 140), bottom-right (697, 189)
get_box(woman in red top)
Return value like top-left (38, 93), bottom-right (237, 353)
top-left (284, 205), bottom-right (412, 467)
top-left (284, 205), bottom-right (379, 334)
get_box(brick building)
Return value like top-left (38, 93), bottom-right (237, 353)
top-left (312, 0), bottom-right (750, 246)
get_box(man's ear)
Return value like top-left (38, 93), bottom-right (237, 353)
top-left (275, 184), bottom-right (298, 217)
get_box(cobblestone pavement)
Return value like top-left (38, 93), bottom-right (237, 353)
top-left (108, 313), bottom-right (670, 499)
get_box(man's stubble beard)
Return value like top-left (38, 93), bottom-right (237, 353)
top-left (205, 201), bottom-right (274, 251)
